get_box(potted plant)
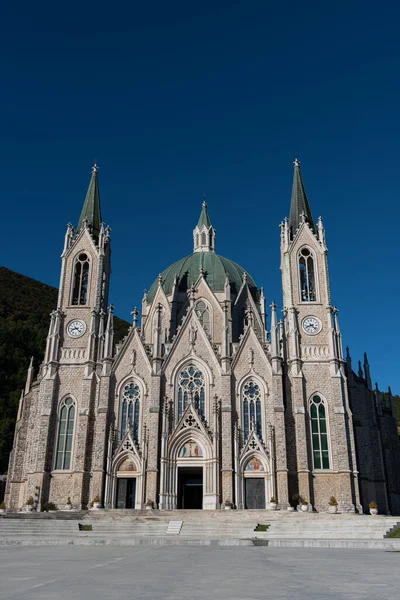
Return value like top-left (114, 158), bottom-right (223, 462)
top-left (328, 496), bottom-right (338, 514)
top-left (0, 502), bottom-right (6, 514)
top-left (25, 496), bottom-right (35, 512)
top-left (369, 501), bottom-right (378, 515)
top-left (224, 500), bottom-right (232, 510)
top-left (42, 502), bottom-right (58, 513)
top-left (269, 497), bottom-right (278, 510)
top-left (91, 495), bottom-right (101, 510)
top-left (291, 493), bottom-right (299, 510)
top-left (64, 496), bottom-right (73, 510)
top-left (300, 500), bottom-right (309, 512)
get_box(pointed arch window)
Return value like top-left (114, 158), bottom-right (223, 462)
top-left (120, 382), bottom-right (141, 441)
top-left (310, 395), bottom-right (330, 469)
top-left (177, 365), bottom-right (205, 418)
top-left (242, 380), bottom-right (262, 440)
top-left (195, 300), bottom-right (211, 338)
top-left (55, 397), bottom-right (75, 470)
top-left (298, 247), bottom-right (316, 302)
top-left (71, 253), bottom-right (90, 305)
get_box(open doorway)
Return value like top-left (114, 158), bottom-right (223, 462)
top-left (178, 466), bottom-right (203, 509)
top-left (116, 478), bottom-right (136, 508)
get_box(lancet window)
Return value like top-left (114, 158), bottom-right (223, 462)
top-left (242, 380), bottom-right (262, 440)
top-left (298, 247), bottom-right (316, 302)
top-left (177, 365), bottom-right (205, 418)
top-left (310, 395), bottom-right (330, 469)
top-left (195, 300), bottom-right (211, 337)
top-left (55, 397), bottom-right (75, 470)
top-left (71, 253), bottom-right (90, 305)
top-left (120, 382), bottom-right (141, 441)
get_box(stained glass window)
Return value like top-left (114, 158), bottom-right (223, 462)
top-left (121, 382), bottom-right (141, 441)
top-left (177, 365), bottom-right (205, 418)
top-left (55, 397), bottom-right (75, 470)
top-left (310, 395), bottom-right (330, 469)
top-left (242, 381), bottom-right (262, 440)
top-left (72, 253), bottom-right (90, 305)
top-left (299, 247), bottom-right (316, 302)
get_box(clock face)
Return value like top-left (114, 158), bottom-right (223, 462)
top-left (302, 316), bottom-right (320, 335)
top-left (67, 320), bottom-right (86, 338)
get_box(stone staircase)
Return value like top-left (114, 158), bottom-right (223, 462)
top-left (0, 510), bottom-right (399, 547)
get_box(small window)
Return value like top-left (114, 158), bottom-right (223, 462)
top-left (299, 247), bottom-right (316, 302)
top-left (72, 253), bottom-right (90, 305)
top-left (195, 300), bottom-right (211, 337)
top-left (55, 397), bottom-right (75, 470)
top-left (310, 395), bottom-right (330, 469)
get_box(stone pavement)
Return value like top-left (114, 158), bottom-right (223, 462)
top-left (0, 545), bottom-right (399, 600)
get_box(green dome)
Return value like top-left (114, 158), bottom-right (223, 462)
top-left (147, 252), bottom-right (257, 301)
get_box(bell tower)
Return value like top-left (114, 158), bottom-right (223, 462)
top-left (280, 159), bottom-right (360, 513)
top-left (35, 164), bottom-right (112, 509)
top-left (52, 163), bottom-right (111, 373)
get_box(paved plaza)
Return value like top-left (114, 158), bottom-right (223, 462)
top-left (0, 545), bottom-right (399, 600)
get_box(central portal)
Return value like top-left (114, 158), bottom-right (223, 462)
top-left (178, 466), bottom-right (203, 509)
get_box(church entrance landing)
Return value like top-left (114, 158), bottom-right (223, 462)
top-left (178, 467), bottom-right (203, 509)
top-left (116, 478), bottom-right (136, 509)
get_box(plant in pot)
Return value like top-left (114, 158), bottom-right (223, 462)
top-left (300, 500), bottom-right (309, 512)
top-left (42, 502), bottom-right (58, 512)
top-left (288, 493), bottom-right (299, 511)
top-left (369, 501), bottom-right (378, 515)
top-left (91, 495), bottom-right (101, 510)
top-left (269, 497), bottom-right (278, 510)
top-left (328, 496), bottom-right (338, 514)
top-left (65, 496), bottom-right (73, 510)
top-left (26, 496), bottom-right (35, 512)
top-left (145, 499), bottom-right (153, 510)
top-left (0, 501), bottom-right (6, 513)
top-left (224, 500), bottom-right (233, 510)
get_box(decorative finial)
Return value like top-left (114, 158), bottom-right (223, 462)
top-left (199, 265), bottom-right (205, 276)
top-left (158, 274), bottom-right (163, 286)
top-left (202, 194), bottom-right (207, 208)
top-left (92, 161), bottom-right (98, 174)
top-left (131, 307), bottom-right (139, 326)
top-left (294, 157), bottom-right (300, 168)
top-left (107, 303), bottom-right (115, 313)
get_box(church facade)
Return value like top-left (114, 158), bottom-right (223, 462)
top-left (5, 161), bottom-right (400, 514)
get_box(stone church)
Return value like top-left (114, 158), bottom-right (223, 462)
top-left (5, 161), bottom-right (400, 514)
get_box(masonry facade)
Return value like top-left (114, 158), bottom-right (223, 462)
top-left (5, 161), bottom-right (400, 514)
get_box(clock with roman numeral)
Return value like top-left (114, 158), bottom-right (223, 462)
top-left (302, 316), bottom-right (321, 335)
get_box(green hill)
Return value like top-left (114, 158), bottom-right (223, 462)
top-left (0, 267), bottom-right (130, 473)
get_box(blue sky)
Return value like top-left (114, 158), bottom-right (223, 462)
top-left (1, 1), bottom-right (400, 391)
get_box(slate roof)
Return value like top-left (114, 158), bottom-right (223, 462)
top-left (77, 166), bottom-right (102, 240)
top-left (289, 161), bottom-right (316, 236)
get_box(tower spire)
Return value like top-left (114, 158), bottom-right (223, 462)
top-left (77, 163), bottom-right (103, 240)
top-left (289, 158), bottom-right (316, 237)
top-left (193, 198), bottom-right (215, 252)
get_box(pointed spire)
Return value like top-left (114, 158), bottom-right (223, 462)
top-left (193, 198), bottom-right (216, 252)
top-left (197, 196), bottom-right (212, 228)
top-left (77, 163), bottom-right (103, 240)
top-left (289, 158), bottom-right (316, 237)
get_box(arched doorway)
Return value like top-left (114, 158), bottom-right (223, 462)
top-left (238, 454), bottom-right (273, 509)
top-left (177, 441), bottom-right (204, 509)
top-left (113, 456), bottom-right (141, 509)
